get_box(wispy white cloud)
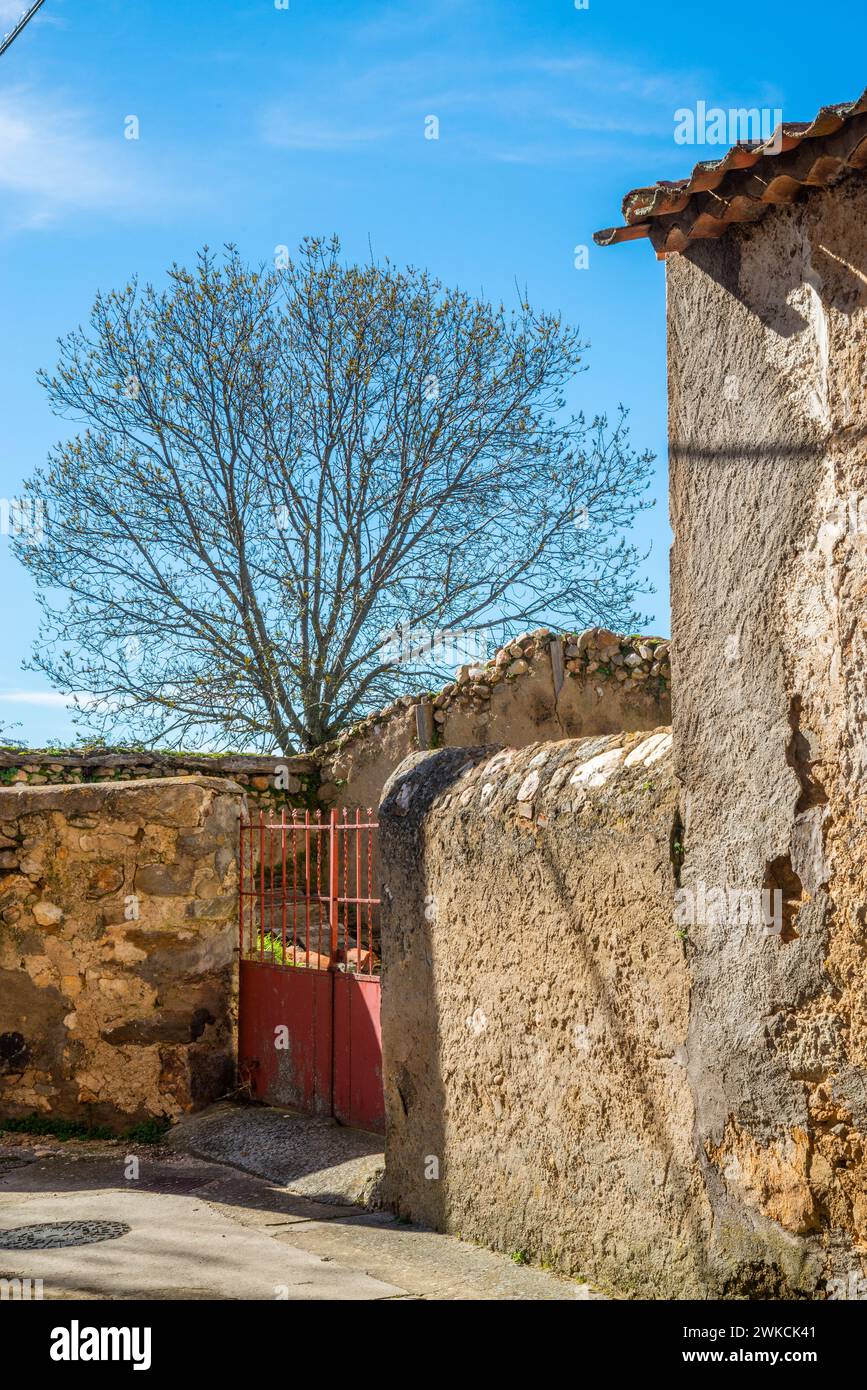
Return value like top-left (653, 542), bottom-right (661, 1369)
top-left (350, 0), bottom-right (471, 45)
top-left (0, 688), bottom-right (134, 715)
top-left (528, 53), bottom-right (696, 103)
top-left (0, 86), bottom-right (169, 230)
top-left (256, 38), bottom-right (703, 168)
top-left (0, 0), bottom-right (62, 41)
top-left (0, 689), bottom-right (84, 708)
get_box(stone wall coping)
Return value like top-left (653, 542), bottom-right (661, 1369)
top-left (0, 749), bottom-right (315, 774)
top-left (380, 727), bottom-right (674, 824)
top-left (317, 627), bottom-right (671, 760)
top-left (0, 772), bottom-right (246, 805)
top-left (0, 629), bottom-right (670, 774)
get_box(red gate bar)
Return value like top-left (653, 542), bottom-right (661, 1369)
top-left (237, 806), bottom-right (384, 1133)
top-left (238, 807), bottom-right (381, 977)
top-left (332, 972), bottom-right (384, 1133)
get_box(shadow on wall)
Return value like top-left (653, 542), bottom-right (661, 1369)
top-left (378, 737), bottom-right (719, 1298)
top-left (378, 750), bottom-right (452, 1236)
top-left (666, 172), bottom-right (867, 1295)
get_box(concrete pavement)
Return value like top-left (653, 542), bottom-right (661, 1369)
top-left (0, 1120), bottom-right (591, 1300)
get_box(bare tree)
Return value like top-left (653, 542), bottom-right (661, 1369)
top-left (15, 238), bottom-right (654, 752)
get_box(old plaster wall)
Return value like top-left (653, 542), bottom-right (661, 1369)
top-left (379, 730), bottom-right (714, 1297)
top-left (0, 776), bottom-right (243, 1130)
top-left (667, 170), bottom-right (867, 1294)
top-left (322, 627), bottom-right (670, 817)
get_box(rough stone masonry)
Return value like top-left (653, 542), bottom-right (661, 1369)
top-left (0, 624), bottom-right (665, 1134)
top-left (0, 777), bottom-right (242, 1130)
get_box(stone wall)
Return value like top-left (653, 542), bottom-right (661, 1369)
top-left (0, 749), bottom-right (319, 818)
top-left (377, 730), bottom-right (714, 1297)
top-left (377, 173), bottom-right (867, 1299)
top-left (0, 776), bottom-right (243, 1131)
top-left (666, 171), bottom-right (867, 1294)
top-left (0, 627), bottom-right (669, 827)
top-left (321, 627), bottom-right (670, 816)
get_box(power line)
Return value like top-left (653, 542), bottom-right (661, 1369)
top-left (0, 0), bottom-right (47, 58)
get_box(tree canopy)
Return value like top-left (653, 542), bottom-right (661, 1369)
top-left (16, 238), bottom-right (654, 752)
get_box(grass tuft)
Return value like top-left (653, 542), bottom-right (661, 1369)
top-left (0, 1114), bottom-right (170, 1144)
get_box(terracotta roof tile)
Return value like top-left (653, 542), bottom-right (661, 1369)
top-left (594, 88), bottom-right (867, 255)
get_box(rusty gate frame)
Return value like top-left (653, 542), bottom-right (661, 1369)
top-left (237, 808), bottom-right (384, 1134)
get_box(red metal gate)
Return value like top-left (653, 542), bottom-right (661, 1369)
top-left (237, 808), bottom-right (384, 1134)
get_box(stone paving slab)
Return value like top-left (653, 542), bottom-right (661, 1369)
top-left (271, 1210), bottom-right (583, 1300)
top-left (168, 1101), bottom-right (385, 1206)
top-left (0, 1144), bottom-right (363, 1228)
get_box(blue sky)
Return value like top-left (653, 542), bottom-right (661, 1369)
top-left (0, 0), bottom-right (864, 745)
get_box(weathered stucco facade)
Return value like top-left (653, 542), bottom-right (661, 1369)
top-left (667, 170), bottom-right (867, 1293)
top-left (0, 776), bottom-right (243, 1130)
top-left (378, 731), bottom-right (712, 1297)
top-left (380, 155), bottom-right (867, 1296)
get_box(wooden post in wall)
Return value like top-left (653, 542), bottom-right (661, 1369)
top-left (549, 637), bottom-right (565, 700)
top-left (415, 700), bottom-right (434, 750)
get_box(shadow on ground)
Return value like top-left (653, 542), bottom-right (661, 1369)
top-left (0, 1105), bottom-right (590, 1301)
